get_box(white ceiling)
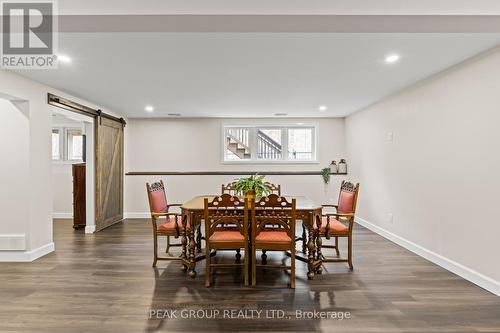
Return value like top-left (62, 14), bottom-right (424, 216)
top-left (17, 33), bottom-right (500, 118)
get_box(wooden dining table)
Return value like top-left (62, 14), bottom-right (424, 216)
top-left (179, 195), bottom-right (323, 280)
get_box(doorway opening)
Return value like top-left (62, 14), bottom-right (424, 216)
top-left (50, 108), bottom-right (96, 233)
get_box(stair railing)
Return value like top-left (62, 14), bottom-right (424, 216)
top-left (257, 130), bottom-right (282, 159)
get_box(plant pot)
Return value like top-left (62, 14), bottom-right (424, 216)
top-left (245, 189), bottom-right (256, 202)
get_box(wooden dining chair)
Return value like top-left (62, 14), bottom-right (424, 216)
top-left (317, 181), bottom-right (360, 270)
top-left (204, 194), bottom-right (249, 287)
top-left (146, 180), bottom-right (186, 267)
top-left (264, 182), bottom-right (281, 195)
top-left (221, 181), bottom-right (238, 195)
top-left (251, 194), bottom-right (296, 288)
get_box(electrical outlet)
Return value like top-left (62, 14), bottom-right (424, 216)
top-left (387, 213), bottom-right (394, 224)
top-left (387, 132), bottom-right (394, 142)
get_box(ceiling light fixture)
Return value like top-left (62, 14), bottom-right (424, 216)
top-left (145, 105), bottom-right (154, 112)
top-left (57, 54), bottom-right (72, 63)
top-left (385, 54), bottom-right (400, 64)
top-left (318, 105), bottom-right (328, 112)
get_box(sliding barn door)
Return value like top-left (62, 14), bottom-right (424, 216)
top-left (95, 117), bottom-right (124, 231)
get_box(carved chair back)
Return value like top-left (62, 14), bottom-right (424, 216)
top-left (221, 181), bottom-right (238, 195)
top-left (264, 182), bottom-right (281, 196)
top-left (146, 180), bottom-right (168, 215)
top-left (204, 194), bottom-right (248, 241)
top-left (337, 181), bottom-right (360, 215)
top-left (252, 194), bottom-right (296, 240)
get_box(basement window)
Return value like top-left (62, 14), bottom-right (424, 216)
top-left (222, 125), bottom-right (317, 163)
top-left (52, 127), bottom-right (84, 162)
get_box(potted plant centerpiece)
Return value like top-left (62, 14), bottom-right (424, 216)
top-left (233, 174), bottom-right (272, 200)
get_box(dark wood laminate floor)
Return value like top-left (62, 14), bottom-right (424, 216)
top-left (1, 219), bottom-right (499, 333)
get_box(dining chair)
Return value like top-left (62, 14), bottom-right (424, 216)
top-left (251, 194), bottom-right (296, 288)
top-left (204, 194), bottom-right (249, 287)
top-left (146, 180), bottom-right (186, 267)
top-left (221, 181), bottom-right (238, 195)
top-left (317, 181), bottom-right (360, 270)
top-left (264, 182), bottom-right (281, 195)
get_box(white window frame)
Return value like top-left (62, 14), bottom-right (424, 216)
top-left (221, 123), bottom-right (319, 164)
top-left (52, 127), bottom-right (63, 161)
top-left (52, 126), bottom-right (84, 164)
top-left (65, 128), bottom-right (84, 162)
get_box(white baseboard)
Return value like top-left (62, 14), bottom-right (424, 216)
top-left (0, 242), bottom-right (55, 262)
top-left (85, 225), bottom-right (96, 234)
top-left (52, 212), bottom-right (72, 219)
top-left (355, 217), bottom-right (500, 297)
top-left (124, 212), bottom-right (150, 219)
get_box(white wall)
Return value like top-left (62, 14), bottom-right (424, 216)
top-left (125, 118), bottom-right (347, 215)
top-left (0, 70), bottom-right (121, 261)
top-left (345, 47), bottom-right (500, 294)
top-left (0, 99), bottom-right (29, 242)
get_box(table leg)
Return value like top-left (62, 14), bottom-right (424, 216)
top-left (196, 223), bottom-right (202, 253)
top-left (181, 213), bottom-right (188, 271)
top-left (188, 212), bottom-right (197, 278)
top-left (307, 212), bottom-right (316, 280)
top-left (315, 214), bottom-right (323, 274)
top-left (302, 223), bottom-right (307, 254)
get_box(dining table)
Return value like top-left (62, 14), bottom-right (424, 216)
top-left (179, 195), bottom-right (323, 280)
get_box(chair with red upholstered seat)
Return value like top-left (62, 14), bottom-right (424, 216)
top-left (251, 194), bottom-right (296, 288)
top-left (146, 180), bottom-right (186, 267)
top-left (317, 181), bottom-right (360, 270)
top-left (204, 194), bottom-right (249, 287)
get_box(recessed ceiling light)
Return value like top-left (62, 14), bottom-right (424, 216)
top-left (145, 105), bottom-right (154, 112)
top-left (318, 105), bottom-right (328, 112)
top-left (385, 54), bottom-right (400, 64)
top-left (167, 113), bottom-right (181, 117)
top-left (57, 54), bottom-right (71, 63)
top-left (274, 113), bottom-right (288, 117)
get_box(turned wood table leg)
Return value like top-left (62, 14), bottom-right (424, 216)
top-left (188, 212), bottom-right (197, 278)
top-left (196, 222), bottom-right (202, 253)
top-left (315, 215), bottom-right (323, 274)
top-left (302, 223), bottom-right (307, 254)
top-left (181, 213), bottom-right (188, 271)
top-left (307, 212), bottom-right (316, 280)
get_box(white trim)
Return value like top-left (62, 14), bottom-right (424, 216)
top-left (0, 242), bottom-right (54, 262)
top-left (355, 216), bottom-right (500, 297)
top-left (84, 121), bottom-right (96, 232)
top-left (85, 225), bottom-right (96, 234)
top-left (124, 212), bottom-right (150, 219)
top-left (52, 212), bottom-right (73, 219)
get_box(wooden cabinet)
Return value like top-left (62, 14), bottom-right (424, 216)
top-left (72, 163), bottom-right (86, 229)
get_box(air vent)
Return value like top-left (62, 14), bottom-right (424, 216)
top-left (167, 113), bottom-right (181, 117)
top-left (274, 113), bottom-right (288, 116)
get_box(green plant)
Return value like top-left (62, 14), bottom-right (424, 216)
top-left (233, 174), bottom-right (272, 197)
top-left (320, 167), bottom-right (331, 184)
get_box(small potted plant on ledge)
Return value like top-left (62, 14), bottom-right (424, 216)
top-left (234, 174), bottom-right (272, 200)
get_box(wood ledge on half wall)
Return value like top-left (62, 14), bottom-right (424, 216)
top-left (126, 171), bottom-right (347, 176)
